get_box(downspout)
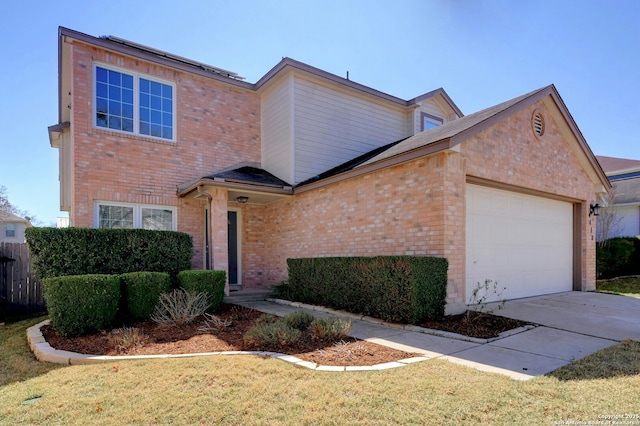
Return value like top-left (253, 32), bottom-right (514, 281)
top-left (197, 185), bottom-right (212, 270)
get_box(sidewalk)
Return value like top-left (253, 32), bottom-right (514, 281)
top-left (231, 297), bottom-right (617, 381)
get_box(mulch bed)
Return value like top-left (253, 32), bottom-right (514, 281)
top-left (420, 311), bottom-right (530, 339)
top-left (40, 304), bottom-right (529, 367)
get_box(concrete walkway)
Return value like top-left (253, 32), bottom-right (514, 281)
top-left (231, 291), bottom-right (638, 380)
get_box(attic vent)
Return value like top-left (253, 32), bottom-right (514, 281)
top-left (532, 112), bottom-right (545, 137)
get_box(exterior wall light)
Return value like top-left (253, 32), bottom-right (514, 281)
top-left (236, 196), bottom-right (249, 204)
top-left (589, 203), bottom-right (600, 217)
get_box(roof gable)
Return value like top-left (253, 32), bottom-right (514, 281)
top-left (297, 85), bottom-right (610, 194)
top-left (358, 85), bottom-right (609, 192)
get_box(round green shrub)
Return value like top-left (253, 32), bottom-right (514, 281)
top-left (43, 274), bottom-right (120, 337)
top-left (121, 272), bottom-right (171, 321)
top-left (178, 270), bottom-right (226, 312)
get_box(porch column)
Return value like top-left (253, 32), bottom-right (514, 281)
top-left (209, 187), bottom-right (230, 295)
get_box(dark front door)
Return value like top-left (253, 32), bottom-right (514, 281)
top-left (227, 211), bottom-right (238, 285)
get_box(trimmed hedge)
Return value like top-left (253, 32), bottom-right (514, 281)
top-left (178, 270), bottom-right (226, 312)
top-left (43, 274), bottom-right (121, 337)
top-left (287, 256), bottom-right (448, 323)
top-left (597, 237), bottom-right (640, 278)
top-left (26, 227), bottom-right (192, 280)
top-left (120, 272), bottom-right (171, 321)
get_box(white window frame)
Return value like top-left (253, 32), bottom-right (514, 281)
top-left (5, 223), bottom-right (16, 237)
top-left (94, 201), bottom-right (177, 231)
top-left (93, 63), bottom-right (176, 142)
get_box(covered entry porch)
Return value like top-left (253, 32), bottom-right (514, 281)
top-left (177, 164), bottom-right (292, 294)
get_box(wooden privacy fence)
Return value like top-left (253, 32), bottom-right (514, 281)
top-left (0, 242), bottom-right (45, 314)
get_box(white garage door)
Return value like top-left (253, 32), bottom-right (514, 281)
top-left (466, 184), bottom-right (573, 303)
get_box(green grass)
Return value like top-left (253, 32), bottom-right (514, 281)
top-left (2, 317), bottom-right (640, 424)
top-left (596, 277), bottom-right (640, 298)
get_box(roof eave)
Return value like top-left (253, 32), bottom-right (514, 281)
top-left (255, 57), bottom-right (414, 106)
top-left (58, 27), bottom-right (254, 91)
top-left (178, 178), bottom-right (293, 198)
top-left (296, 138), bottom-right (456, 194)
top-left (408, 87), bottom-right (464, 118)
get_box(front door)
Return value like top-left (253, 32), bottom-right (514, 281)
top-left (227, 211), bottom-right (239, 286)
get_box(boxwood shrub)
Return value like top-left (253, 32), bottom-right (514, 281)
top-left (25, 227), bottom-right (192, 281)
top-left (287, 256), bottom-right (448, 323)
top-left (178, 270), bottom-right (226, 312)
top-left (597, 237), bottom-right (640, 278)
top-left (120, 271), bottom-right (171, 321)
top-left (43, 274), bottom-right (121, 337)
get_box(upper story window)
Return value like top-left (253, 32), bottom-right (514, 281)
top-left (95, 65), bottom-right (175, 141)
top-left (420, 112), bottom-right (444, 132)
top-left (5, 224), bottom-right (16, 237)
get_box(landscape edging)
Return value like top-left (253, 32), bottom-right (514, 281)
top-left (26, 320), bottom-right (429, 371)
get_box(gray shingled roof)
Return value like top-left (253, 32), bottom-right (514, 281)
top-left (359, 86), bottom-right (551, 167)
top-left (204, 166), bottom-right (291, 187)
top-left (596, 155), bottom-right (640, 174)
top-left (613, 177), bottom-right (640, 204)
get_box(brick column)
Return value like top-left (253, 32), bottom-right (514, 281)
top-left (209, 187), bottom-right (229, 295)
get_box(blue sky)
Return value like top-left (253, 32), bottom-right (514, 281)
top-left (2, 0), bottom-right (639, 225)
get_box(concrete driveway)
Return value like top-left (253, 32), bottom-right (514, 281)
top-left (489, 291), bottom-right (640, 341)
top-left (441, 291), bottom-right (640, 379)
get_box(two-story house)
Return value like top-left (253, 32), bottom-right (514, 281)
top-left (49, 27), bottom-right (609, 314)
top-left (0, 212), bottom-right (32, 243)
top-left (595, 155), bottom-right (640, 239)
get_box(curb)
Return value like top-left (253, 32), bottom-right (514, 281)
top-left (266, 298), bottom-right (536, 344)
top-left (26, 320), bottom-right (428, 371)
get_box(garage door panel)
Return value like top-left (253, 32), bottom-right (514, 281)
top-left (466, 184), bottom-right (573, 304)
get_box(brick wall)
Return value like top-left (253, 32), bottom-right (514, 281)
top-left (69, 41), bottom-right (260, 268)
top-left (462, 101), bottom-right (598, 293)
top-left (238, 99), bottom-right (598, 308)
top-left (259, 153), bottom-right (456, 286)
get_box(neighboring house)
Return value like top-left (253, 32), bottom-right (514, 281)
top-left (49, 27), bottom-right (610, 314)
top-left (595, 155), bottom-right (640, 239)
top-left (0, 212), bottom-right (32, 243)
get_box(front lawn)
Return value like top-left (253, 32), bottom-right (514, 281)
top-left (1, 317), bottom-right (640, 424)
top-left (596, 277), bottom-right (640, 298)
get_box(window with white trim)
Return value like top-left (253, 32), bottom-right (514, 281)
top-left (95, 202), bottom-right (176, 231)
top-left (5, 224), bottom-right (16, 237)
top-left (95, 64), bottom-right (175, 141)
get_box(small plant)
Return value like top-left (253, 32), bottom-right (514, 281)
top-left (466, 279), bottom-right (507, 322)
top-left (107, 327), bottom-right (147, 353)
top-left (309, 318), bottom-right (352, 340)
top-left (284, 311), bottom-right (314, 331)
top-left (198, 313), bottom-right (233, 333)
top-left (229, 305), bottom-right (252, 321)
top-left (254, 313), bottom-right (279, 326)
top-left (243, 321), bottom-right (302, 348)
top-left (150, 289), bottom-right (210, 327)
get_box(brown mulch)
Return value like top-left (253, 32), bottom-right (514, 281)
top-left (40, 304), bottom-right (528, 367)
top-left (420, 310), bottom-right (530, 339)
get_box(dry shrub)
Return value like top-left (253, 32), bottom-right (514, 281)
top-left (107, 327), bottom-right (147, 352)
top-left (150, 289), bottom-right (210, 327)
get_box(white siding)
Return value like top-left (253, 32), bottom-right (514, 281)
top-left (0, 223), bottom-right (29, 243)
top-left (292, 76), bottom-right (407, 184)
top-left (413, 98), bottom-right (448, 134)
top-left (615, 205), bottom-right (640, 237)
top-left (261, 77), bottom-right (294, 184)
